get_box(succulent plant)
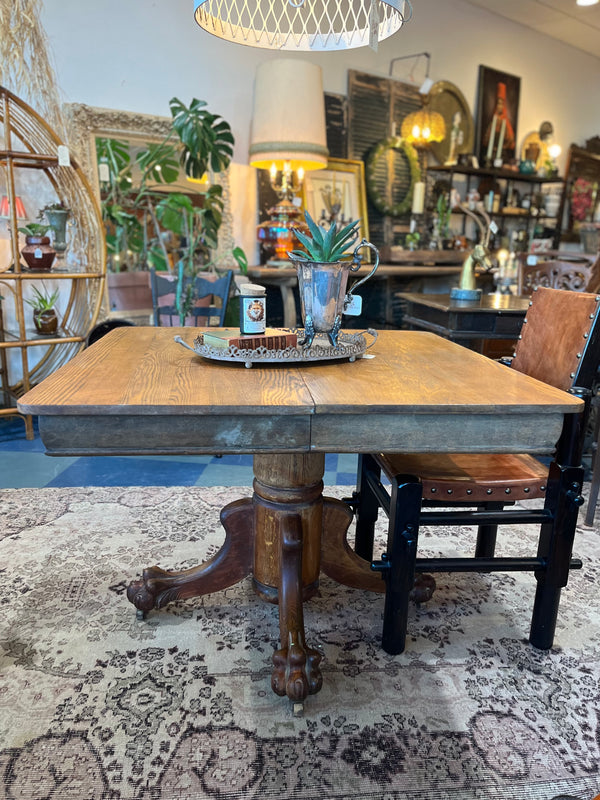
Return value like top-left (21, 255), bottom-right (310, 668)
top-left (25, 284), bottom-right (59, 311)
top-left (290, 210), bottom-right (360, 263)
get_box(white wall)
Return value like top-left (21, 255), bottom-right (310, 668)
top-left (40, 0), bottom-right (600, 173)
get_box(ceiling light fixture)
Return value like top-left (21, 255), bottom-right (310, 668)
top-left (576, 0), bottom-right (599, 6)
top-left (194, 0), bottom-right (412, 51)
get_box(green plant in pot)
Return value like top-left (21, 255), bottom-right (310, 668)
top-left (288, 210), bottom-right (379, 347)
top-left (40, 202), bottom-right (70, 254)
top-left (97, 97), bottom-right (236, 323)
top-left (25, 283), bottom-right (60, 334)
top-left (18, 222), bottom-right (56, 271)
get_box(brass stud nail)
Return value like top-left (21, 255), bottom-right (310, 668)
top-left (584, 333), bottom-right (589, 338)
top-left (505, 488), bottom-right (511, 494)
top-left (540, 485), bottom-right (546, 491)
top-left (447, 489), bottom-right (453, 494)
top-left (570, 373), bottom-right (575, 378)
top-left (430, 487), bottom-right (437, 493)
top-left (466, 489), bottom-right (473, 495)
top-left (486, 489), bottom-right (493, 495)
top-left (524, 487), bottom-right (530, 493)
top-left (577, 353), bottom-right (582, 358)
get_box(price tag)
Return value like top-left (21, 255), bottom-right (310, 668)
top-left (368, 0), bottom-right (379, 52)
top-left (57, 145), bottom-right (71, 166)
top-left (34, 247), bottom-right (43, 259)
top-left (344, 294), bottom-right (362, 316)
top-left (489, 220), bottom-right (499, 235)
top-left (98, 162), bottom-right (110, 182)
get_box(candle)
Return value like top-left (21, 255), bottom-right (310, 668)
top-left (412, 181), bottom-right (425, 215)
top-left (486, 114), bottom-right (497, 160)
top-left (496, 119), bottom-right (506, 161)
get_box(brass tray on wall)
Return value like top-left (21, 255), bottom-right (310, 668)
top-left (428, 80), bottom-right (474, 166)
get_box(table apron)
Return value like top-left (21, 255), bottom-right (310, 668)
top-left (309, 412), bottom-right (567, 454)
top-left (37, 414), bottom-right (313, 456)
top-left (38, 410), bottom-right (567, 457)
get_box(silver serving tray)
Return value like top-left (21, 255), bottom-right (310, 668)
top-left (174, 329), bottom-right (377, 368)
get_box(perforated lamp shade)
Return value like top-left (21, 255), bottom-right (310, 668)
top-left (249, 59), bottom-right (328, 174)
top-left (194, 0), bottom-right (411, 51)
top-left (401, 108), bottom-right (446, 149)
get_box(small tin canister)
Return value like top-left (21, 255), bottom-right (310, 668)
top-left (239, 283), bottom-right (266, 335)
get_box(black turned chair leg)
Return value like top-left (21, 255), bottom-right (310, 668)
top-left (474, 503), bottom-right (504, 557)
top-left (373, 476), bottom-right (422, 655)
top-left (530, 460), bottom-right (585, 649)
top-left (354, 454), bottom-right (382, 561)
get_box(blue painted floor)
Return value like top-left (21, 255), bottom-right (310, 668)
top-left (0, 416), bottom-right (360, 489)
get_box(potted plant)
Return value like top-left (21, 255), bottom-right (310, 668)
top-left (18, 222), bottom-right (56, 270)
top-left (288, 211), bottom-right (379, 347)
top-left (25, 283), bottom-right (60, 334)
top-left (97, 97), bottom-right (235, 320)
top-left (40, 202), bottom-right (70, 254)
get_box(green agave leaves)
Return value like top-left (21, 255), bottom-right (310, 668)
top-left (290, 210), bottom-right (360, 263)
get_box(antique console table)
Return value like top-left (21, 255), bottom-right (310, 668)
top-left (399, 292), bottom-right (531, 356)
top-left (18, 327), bottom-right (583, 706)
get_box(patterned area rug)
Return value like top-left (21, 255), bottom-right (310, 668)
top-left (1, 485), bottom-right (600, 800)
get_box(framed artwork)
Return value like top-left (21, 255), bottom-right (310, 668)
top-left (427, 80), bottom-right (474, 167)
top-left (301, 158), bottom-right (369, 242)
top-left (475, 65), bottom-right (521, 166)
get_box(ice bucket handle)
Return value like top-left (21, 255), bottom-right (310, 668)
top-left (345, 239), bottom-right (380, 300)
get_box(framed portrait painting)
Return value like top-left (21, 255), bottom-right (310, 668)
top-left (475, 65), bottom-right (521, 166)
top-left (301, 158), bottom-right (369, 241)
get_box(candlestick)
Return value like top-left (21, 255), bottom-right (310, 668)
top-left (495, 119), bottom-right (506, 161)
top-left (411, 181), bottom-right (425, 215)
top-left (486, 114), bottom-right (497, 161)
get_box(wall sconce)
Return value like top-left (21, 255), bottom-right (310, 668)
top-left (249, 59), bottom-right (328, 263)
top-left (390, 52), bottom-right (446, 149)
top-left (194, 0), bottom-right (412, 52)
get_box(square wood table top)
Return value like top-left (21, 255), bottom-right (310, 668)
top-left (18, 326), bottom-right (582, 458)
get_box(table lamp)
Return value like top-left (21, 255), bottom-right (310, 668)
top-left (250, 59), bottom-right (328, 265)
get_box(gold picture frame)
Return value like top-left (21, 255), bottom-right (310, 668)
top-left (301, 158), bottom-right (369, 243)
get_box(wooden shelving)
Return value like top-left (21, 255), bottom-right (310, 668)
top-left (0, 86), bottom-right (106, 438)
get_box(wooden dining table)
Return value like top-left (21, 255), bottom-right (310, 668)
top-left (18, 327), bottom-right (583, 705)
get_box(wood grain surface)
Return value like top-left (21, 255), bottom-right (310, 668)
top-left (18, 326), bottom-right (583, 456)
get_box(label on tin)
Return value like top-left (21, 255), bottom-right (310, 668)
top-left (240, 296), bottom-right (266, 334)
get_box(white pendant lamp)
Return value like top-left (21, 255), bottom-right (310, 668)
top-left (194, 0), bottom-right (412, 52)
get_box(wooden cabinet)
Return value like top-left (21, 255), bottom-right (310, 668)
top-left (0, 86), bottom-right (106, 437)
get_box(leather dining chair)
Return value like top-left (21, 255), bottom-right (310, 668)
top-left (349, 287), bottom-right (600, 655)
top-left (150, 269), bottom-right (233, 327)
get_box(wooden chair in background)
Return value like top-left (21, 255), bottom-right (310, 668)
top-left (349, 287), bottom-right (600, 655)
top-left (517, 252), bottom-right (598, 295)
top-left (150, 269), bottom-right (233, 327)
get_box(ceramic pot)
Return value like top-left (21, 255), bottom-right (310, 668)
top-left (45, 209), bottom-right (69, 253)
top-left (33, 308), bottom-right (58, 335)
top-left (21, 236), bottom-right (56, 271)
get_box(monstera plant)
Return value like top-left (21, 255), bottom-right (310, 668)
top-left (98, 96), bottom-right (234, 275)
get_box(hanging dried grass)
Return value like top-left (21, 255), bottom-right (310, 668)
top-left (0, 0), bottom-right (67, 141)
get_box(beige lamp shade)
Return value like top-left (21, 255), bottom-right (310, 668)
top-left (194, 0), bottom-right (411, 52)
top-left (249, 59), bottom-right (328, 172)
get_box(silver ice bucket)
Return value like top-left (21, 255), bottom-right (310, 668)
top-left (288, 239), bottom-right (379, 346)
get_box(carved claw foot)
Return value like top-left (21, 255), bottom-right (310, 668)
top-left (271, 632), bottom-right (323, 701)
top-left (410, 574), bottom-right (437, 604)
